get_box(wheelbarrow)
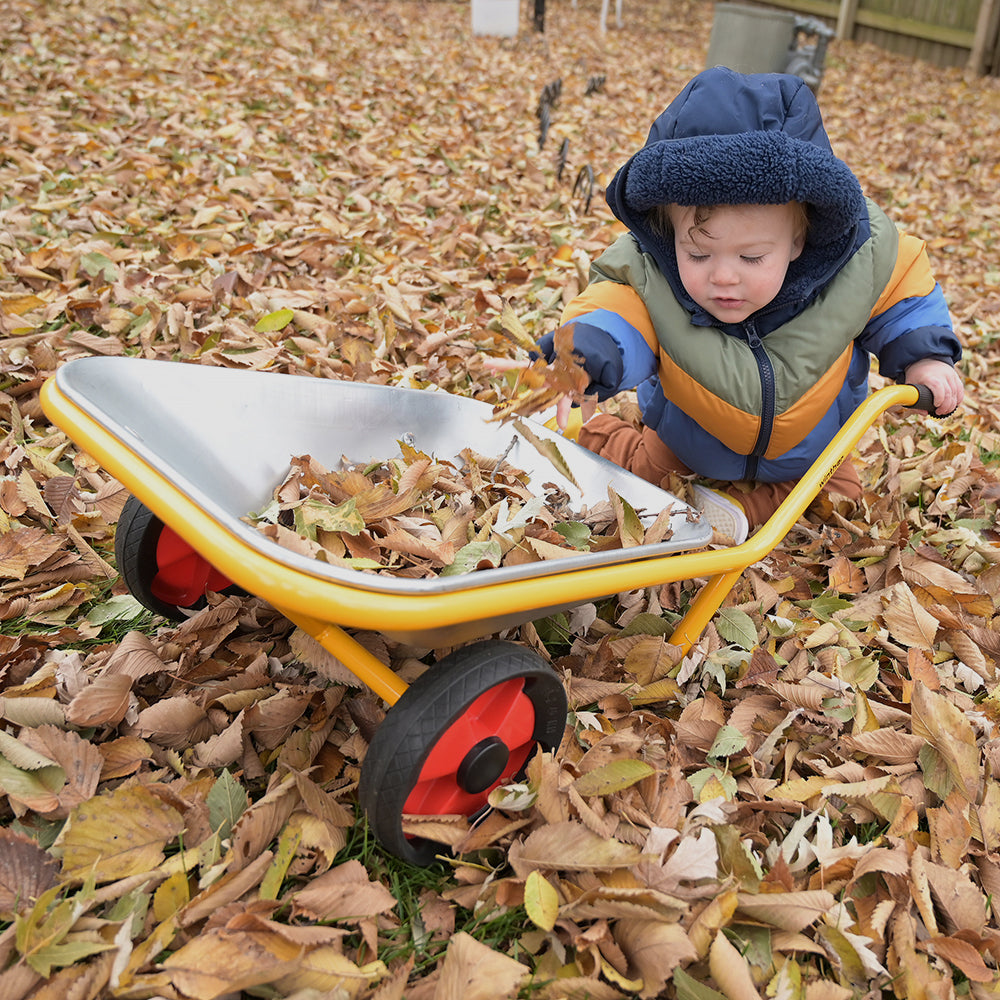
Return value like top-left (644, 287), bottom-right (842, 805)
top-left (40, 357), bottom-right (933, 864)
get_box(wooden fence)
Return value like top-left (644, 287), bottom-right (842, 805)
top-left (739, 0), bottom-right (1000, 73)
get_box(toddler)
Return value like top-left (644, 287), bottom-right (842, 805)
top-left (535, 67), bottom-right (963, 542)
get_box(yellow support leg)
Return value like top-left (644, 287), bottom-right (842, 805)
top-left (668, 568), bottom-right (745, 655)
top-left (279, 609), bottom-right (409, 706)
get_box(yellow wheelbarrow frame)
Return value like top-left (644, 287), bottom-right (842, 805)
top-left (40, 358), bottom-right (925, 707)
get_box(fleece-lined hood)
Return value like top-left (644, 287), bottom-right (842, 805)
top-left (605, 68), bottom-right (869, 321)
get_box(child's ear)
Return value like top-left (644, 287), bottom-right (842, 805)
top-left (790, 230), bottom-right (806, 261)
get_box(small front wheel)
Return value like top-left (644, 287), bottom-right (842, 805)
top-left (114, 495), bottom-right (238, 619)
top-left (358, 640), bottom-right (567, 865)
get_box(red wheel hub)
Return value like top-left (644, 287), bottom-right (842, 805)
top-left (403, 677), bottom-right (537, 817)
top-left (152, 526), bottom-right (232, 607)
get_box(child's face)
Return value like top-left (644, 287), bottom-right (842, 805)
top-left (669, 203), bottom-right (806, 324)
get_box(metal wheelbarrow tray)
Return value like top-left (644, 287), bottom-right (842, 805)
top-left (40, 356), bottom-right (930, 863)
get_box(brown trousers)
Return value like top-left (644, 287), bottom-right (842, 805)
top-left (578, 414), bottom-right (862, 531)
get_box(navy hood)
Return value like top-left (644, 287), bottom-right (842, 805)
top-left (605, 68), bottom-right (868, 320)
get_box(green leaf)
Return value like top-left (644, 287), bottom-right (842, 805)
top-left (15, 880), bottom-right (107, 977)
top-left (838, 655), bottom-right (879, 691)
top-left (441, 539), bottom-right (503, 576)
top-left (687, 766), bottom-right (737, 801)
top-left (764, 614), bottom-right (795, 637)
top-left (254, 308), bottom-right (294, 332)
top-left (715, 607), bottom-right (757, 650)
top-left (79, 251), bottom-right (118, 282)
top-left (803, 595), bottom-right (854, 621)
top-left (524, 870), bottom-right (559, 932)
top-left (206, 769), bottom-right (249, 841)
top-left (294, 496), bottom-right (365, 538)
top-left (86, 593), bottom-right (147, 626)
top-left (27, 938), bottom-right (115, 978)
top-left (340, 557), bottom-right (384, 569)
top-left (0, 730), bottom-right (61, 771)
top-left (618, 612), bottom-right (674, 638)
top-left (673, 966), bottom-right (728, 1000)
top-left (259, 824), bottom-right (302, 900)
top-left (707, 725), bottom-right (747, 761)
top-left (552, 520), bottom-right (591, 549)
top-left (614, 491), bottom-right (644, 547)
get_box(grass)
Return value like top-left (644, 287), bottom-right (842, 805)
top-left (331, 818), bottom-right (541, 982)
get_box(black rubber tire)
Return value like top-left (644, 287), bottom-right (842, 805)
top-left (358, 640), bottom-right (567, 865)
top-left (114, 495), bottom-right (238, 619)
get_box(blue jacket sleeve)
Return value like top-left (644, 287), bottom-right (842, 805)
top-left (858, 283), bottom-right (961, 380)
top-left (535, 309), bottom-right (658, 401)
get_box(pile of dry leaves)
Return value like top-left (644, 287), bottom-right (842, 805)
top-left (247, 434), bottom-right (676, 577)
top-left (2, 0), bottom-right (1000, 998)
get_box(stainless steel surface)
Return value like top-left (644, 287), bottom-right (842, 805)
top-left (56, 357), bottom-right (712, 595)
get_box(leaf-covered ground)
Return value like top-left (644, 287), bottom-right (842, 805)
top-left (2, 0), bottom-right (1000, 997)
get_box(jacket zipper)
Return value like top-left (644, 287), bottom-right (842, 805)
top-left (743, 318), bottom-right (775, 481)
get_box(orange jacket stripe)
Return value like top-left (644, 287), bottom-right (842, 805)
top-left (869, 233), bottom-right (937, 319)
top-left (560, 283), bottom-right (659, 354)
top-left (766, 345), bottom-right (853, 458)
top-left (656, 352), bottom-right (760, 453)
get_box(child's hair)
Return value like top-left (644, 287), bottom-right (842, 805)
top-left (649, 202), bottom-right (810, 244)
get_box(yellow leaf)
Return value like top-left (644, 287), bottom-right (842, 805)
top-left (59, 784), bottom-right (185, 883)
top-left (254, 308), bottom-right (294, 333)
top-left (766, 775), bottom-right (831, 803)
top-left (512, 419), bottom-right (581, 492)
top-left (498, 298), bottom-right (537, 352)
top-left (573, 759), bottom-right (656, 797)
top-left (687, 888), bottom-right (739, 958)
top-left (275, 945), bottom-right (386, 996)
top-left (524, 870), bottom-right (559, 931)
top-left (258, 824), bottom-right (302, 901)
top-left (153, 869), bottom-right (191, 922)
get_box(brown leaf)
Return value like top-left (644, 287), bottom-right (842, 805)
top-left (0, 527), bottom-right (63, 580)
top-left (735, 890), bottom-right (837, 932)
top-left (0, 827), bottom-right (60, 918)
top-left (135, 696), bottom-right (214, 750)
top-left (292, 860), bottom-right (398, 923)
top-left (910, 683), bottom-right (980, 802)
top-left (18, 725), bottom-right (103, 817)
top-left (920, 935), bottom-right (994, 982)
top-left (433, 932), bottom-right (528, 1000)
top-left (614, 920), bottom-right (697, 999)
top-left (880, 582), bottom-right (939, 647)
top-left (65, 673), bottom-right (133, 728)
top-left (512, 821), bottom-right (644, 874)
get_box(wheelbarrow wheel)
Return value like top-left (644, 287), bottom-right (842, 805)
top-left (114, 495), bottom-right (240, 619)
top-left (358, 640), bottom-right (567, 866)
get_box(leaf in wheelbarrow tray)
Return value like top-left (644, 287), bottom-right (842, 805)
top-left (441, 539), bottom-right (504, 576)
top-left (247, 442), bottom-right (661, 577)
top-left (294, 496), bottom-right (366, 539)
top-left (511, 418), bottom-right (580, 492)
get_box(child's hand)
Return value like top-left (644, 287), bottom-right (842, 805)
top-left (904, 358), bottom-right (964, 416)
